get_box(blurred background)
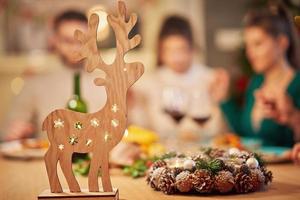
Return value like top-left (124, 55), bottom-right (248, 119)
top-left (0, 0), bottom-right (299, 138)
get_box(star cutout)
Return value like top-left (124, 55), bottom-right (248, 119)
top-left (90, 118), bottom-right (100, 128)
top-left (111, 119), bottom-right (119, 128)
top-left (58, 144), bottom-right (64, 150)
top-left (86, 139), bottom-right (92, 146)
top-left (74, 121), bottom-right (83, 130)
top-left (111, 104), bottom-right (119, 113)
top-left (69, 135), bottom-right (78, 145)
top-left (54, 118), bottom-right (64, 129)
top-left (104, 132), bottom-right (112, 142)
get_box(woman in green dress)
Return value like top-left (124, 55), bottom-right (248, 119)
top-left (212, 3), bottom-right (300, 147)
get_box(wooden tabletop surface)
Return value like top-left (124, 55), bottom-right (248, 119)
top-left (0, 157), bottom-right (300, 200)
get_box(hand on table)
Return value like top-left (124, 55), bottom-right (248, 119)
top-left (291, 143), bottom-right (300, 165)
top-left (4, 120), bottom-right (35, 141)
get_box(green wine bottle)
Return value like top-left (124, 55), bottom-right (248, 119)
top-left (67, 72), bottom-right (88, 113)
top-left (67, 72), bottom-right (89, 162)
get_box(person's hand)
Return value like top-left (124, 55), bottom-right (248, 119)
top-left (255, 89), bottom-right (296, 125)
top-left (4, 120), bottom-right (35, 141)
top-left (210, 68), bottom-right (230, 104)
top-left (291, 143), bottom-right (300, 165)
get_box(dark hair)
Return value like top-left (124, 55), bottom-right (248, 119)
top-left (244, 1), bottom-right (300, 69)
top-left (53, 10), bottom-right (87, 31)
top-left (157, 16), bottom-right (194, 66)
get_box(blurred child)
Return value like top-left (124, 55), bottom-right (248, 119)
top-left (133, 16), bottom-right (226, 145)
top-left (211, 3), bottom-right (300, 147)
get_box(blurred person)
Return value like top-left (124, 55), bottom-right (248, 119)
top-left (211, 2), bottom-right (300, 147)
top-left (132, 16), bottom-right (226, 146)
top-left (2, 10), bottom-right (108, 140)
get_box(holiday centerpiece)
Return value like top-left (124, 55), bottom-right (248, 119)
top-left (38, 1), bottom-right (144, 199)
top-left (146, 148), bottom-right (273, 195)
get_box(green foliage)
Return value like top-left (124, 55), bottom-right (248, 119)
top-left (196, 159), bottom-right (223, 174)
top-left (253, 152), bottom-right (265, 167)
top-left (123, 159), bottom-right (149, 178)
top-left (73, 158), bottom-right (90, 176)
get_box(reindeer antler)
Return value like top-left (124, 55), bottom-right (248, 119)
top-left (73, 14), bottom-right (109, 73)
top-left (107, 1), bottom-right (141, 56)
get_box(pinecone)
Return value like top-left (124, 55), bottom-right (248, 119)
top-left (238, 151), bottom-right (251, 161)
top-left (158, 168), bottom-right (176, 194)
top-left (147, 167), bottom-right (165, 190)
top-left (239, 164), bottom-right (251, 175)
top-left (192, 153), bottom-right (210, 161)
top-left (261, 167), bottom-right (273, 185)
top-left (234, 172), bottom-right (253, 193)
top-left (209, 148), bottom-right (226, 158)
top-left (250, 169), bottom-right (265, 191)
top-left (224, 163), bottom-right (236, 174)
top-left (152, 160), bottom-right (167, 170)
top-left (214, 170), bottom-right (235, 193)
top-left (175, 171), bottom-right (193, 193)
top-left (192, 169), bottom-right (214, 193)
top-left (173, 167), bottom-right (184, 176)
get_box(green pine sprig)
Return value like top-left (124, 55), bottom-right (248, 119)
top-left (196, 159), bottom-right (223, 174)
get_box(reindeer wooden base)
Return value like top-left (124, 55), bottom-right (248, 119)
top-left (38, 1), bottom-right (144, 199)
top-left (38, 189), bottom-right (119, 200)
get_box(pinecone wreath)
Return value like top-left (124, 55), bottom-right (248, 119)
top-left (158, 168), bottom-right (176, 194)
top-left (192, 169), bottom-right (214, 193)
top-left (146, 148), bottom-right (273, 195)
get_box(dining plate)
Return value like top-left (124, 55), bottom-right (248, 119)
top-left (259, 146), bottom-right (291, 164)
top-left (0, 139), bottom-right (48, 160)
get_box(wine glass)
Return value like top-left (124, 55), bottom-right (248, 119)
top-left (162, 86), bottom-right (189, 124)
top-left (189, 89), bottom-right (212, 127)
top-left (161, 86), bottom-right (189, 151)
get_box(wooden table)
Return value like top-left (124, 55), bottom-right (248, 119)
top-left (0, 158), bottom-right (300, 200)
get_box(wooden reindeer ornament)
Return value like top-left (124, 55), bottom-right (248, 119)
top-left (39, 1), bottom-right (144, 199)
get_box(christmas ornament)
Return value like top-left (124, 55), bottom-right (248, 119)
top-left (228, 147), bottom-right (240, 156)
top-left (183, 159), bottom-right (195, 170)
top-left (39, 1), bottom-right (144, 199)
top-left (246, 157), bottom-right (259, 169)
